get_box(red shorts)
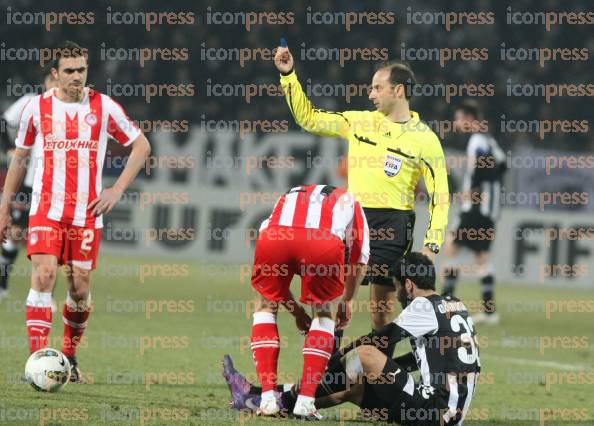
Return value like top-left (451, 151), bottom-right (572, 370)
top-left (27, 215), bottom-right (102, 270)
top-left (251, 227), bottom-right (345, 305)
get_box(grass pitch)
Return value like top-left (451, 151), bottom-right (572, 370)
top-left (0, 255), bottom-right (593, 425)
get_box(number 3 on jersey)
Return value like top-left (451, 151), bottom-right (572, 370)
top-left (450, 315), bottom-right (480, 365)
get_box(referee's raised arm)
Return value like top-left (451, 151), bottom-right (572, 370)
top-left (274, 41), bottom-right (350, 138)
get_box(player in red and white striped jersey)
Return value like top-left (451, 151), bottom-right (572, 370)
top-left (0, 41), bottom-right (151, 381)
top-left (250, 184), bottom-right (369, 419)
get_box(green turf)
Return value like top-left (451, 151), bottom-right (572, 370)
top-left (0, 255), bottom-right (593, 425)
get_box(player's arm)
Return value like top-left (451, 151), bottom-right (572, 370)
top-left (337, 199), bottom-right (370, 330)
top-left (338, 296), bottom-right (439, 357)
top-left (89, 133), bottom-right (150, 216)
top-left (89, 98), bottom-right (151, 216)
top-left (421, 136), bottom-right (450, 258)
top-left (275, 42), bottom-right (351, 138)
top-left (337, 322), bottom-right (409, 357)
top-left (282, 291), bottom-right (311, 334)
top-left (0, 148), bottom-right (30, 210)
top-left (0, 99), bottom-right (36, 239)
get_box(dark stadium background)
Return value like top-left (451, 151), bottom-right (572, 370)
top-left (1, 0), bottom-right (592, 155)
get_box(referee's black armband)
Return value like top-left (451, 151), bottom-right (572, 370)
top-left (280, 68), bottom-right (294, 76)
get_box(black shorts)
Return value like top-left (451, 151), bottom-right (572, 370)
top-left (362, 208), bottom-right (415, 287)
top-left (452, 211), bottom-right (495, 253)
top-left (11, 185), bottom-right (32, 228)
top-left (359, 358), bottom-right (457, 425)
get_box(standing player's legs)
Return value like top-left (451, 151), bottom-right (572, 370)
top-left (364, 209), bottom-right (415, 358)
top-left (294, 230), bottom-right (344, 418)
top-left (441, 232), bottom-right (461, 297)
top-left (1, 186), bottom-right (32, 300)
top-left (60, 224), bottom-right (101, 381)
top-left (250, 228), bottom-right (292, 415)
top-left (473, 250), bottom-right (499, 323)
top-left (294, 300), bottom-right (338, 418)
top-left (0, 234), bottom-right (19, 300)
top-left (370, 283), bottom-right (397, 356)
top-left (61, 264), bottom-right (92, 380)
top-left (250, 292), bottom-right (281, 413)
top-left (26, 216), bottom-right (63, 353)
top-left (370, 283), bottom-right (397, 331)
top-left (26, 254), bottom-right (59, 353)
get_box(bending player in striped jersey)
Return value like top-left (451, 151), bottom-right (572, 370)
top-left (0, 41), bottom-right (151, 381)
top-left (225, 253), bottom-right (480, 425)
top-left (249, 184), bottom-right (369, 419)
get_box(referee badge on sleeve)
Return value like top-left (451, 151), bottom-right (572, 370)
top-left (384, 154), bottom-right (403, 177)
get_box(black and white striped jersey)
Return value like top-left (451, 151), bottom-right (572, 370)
top-left (460, 133), bottom-right (506, 220)
top-left (394, 294), bottom-right (481, 425)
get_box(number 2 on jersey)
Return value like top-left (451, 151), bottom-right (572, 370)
top-left (81, 229), bottom-right (94, 251)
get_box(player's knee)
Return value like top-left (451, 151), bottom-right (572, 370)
top-left (68, 287), bottom-right (90, 302)
top-left (32, 263), bottom-right (58, 291)
top-left (356, 345), bottom-right (380, 366)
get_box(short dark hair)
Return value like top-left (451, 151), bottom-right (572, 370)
top-left (375, 61), bottom-right (417, 100)
top-left (395, 252), bottom-right (436, 290)
top-left (51, 40), bottom-right (88, 70)
top-left (456, 99), bottom-right (482, 120)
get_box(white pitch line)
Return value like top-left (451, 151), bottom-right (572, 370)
top-left (482, 354), bottom-right (593, 372)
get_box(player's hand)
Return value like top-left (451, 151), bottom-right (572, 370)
top-left (89, 187), bottom-right (123, 217)
top-left (274, 42), bottom-right (294, 74)
top-left (0, 206), bottom-right (12, 243)
top-left (421, 246), bottom-right (437, 263)
top-left (336, 299), bottom-right (352, 331)
top-left (294, 306), bottom-right (312, 335)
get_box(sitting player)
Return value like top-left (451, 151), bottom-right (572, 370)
top-left (248, 184), bottom-right (369, 419)
top-left (224, 252), bottom-right (480, 425)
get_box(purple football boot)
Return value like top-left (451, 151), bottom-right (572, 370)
top-left (222, 354), bottom-right (262, 411)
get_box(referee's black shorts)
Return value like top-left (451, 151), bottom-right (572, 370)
top-left (452, 210), bottom-right (495, 253)
top-left (362, 208), bottom-right (415, 287)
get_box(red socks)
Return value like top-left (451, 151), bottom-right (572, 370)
top-left (25, 289), bottom-right (53, 353)
top-left (300, 317), bottom-right (335, 398)
top-left (25, 290), bottom-right (91, 357)
top-left (250, 312), bottom-right (335, 400)
top-left (61, 293), bottom-right (91, 358)
top-left (250, 312), bottom-right (280, 393)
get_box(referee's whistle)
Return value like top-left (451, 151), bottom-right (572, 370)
top-left (280, 38), bottom-right (288, 47)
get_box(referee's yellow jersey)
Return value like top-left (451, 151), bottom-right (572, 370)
top-left (280, 70), bottom-right (450, 247)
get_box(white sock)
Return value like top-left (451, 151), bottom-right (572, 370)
top-left (296, 394), bottom-right (315, 405)
top-left (26, 289), bottom-right (52, 307)
top-left (261, 390), bottom-right (276, 400)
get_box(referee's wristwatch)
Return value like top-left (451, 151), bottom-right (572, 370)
top-left (425, 243), bottom-right (440, 254)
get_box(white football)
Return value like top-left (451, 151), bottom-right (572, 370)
top-left (25, 348), bottom-right (71, 392)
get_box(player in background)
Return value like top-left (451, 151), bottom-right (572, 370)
top-left (0, 71), bottom-right (57, 302)
top-left (249, 184), bottom-right (369, 419)
top-left (225, 253), bottom-right (480, 425)
top-left (441, 101), bottom-right (506, 325)
top-left (0, 41), bottom-right (151, 380)
top-left (274, 40), bottom-right (449, 358)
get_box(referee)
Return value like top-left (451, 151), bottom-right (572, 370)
top-left (274, 42), bottom-right (449, 357)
